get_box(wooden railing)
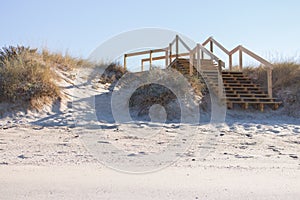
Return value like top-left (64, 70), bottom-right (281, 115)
top-left (123, 35), bottom-right (226, 98)
top-left (202, 37), bottom-right (273, 97)
top-left (123, 35), bottom-right (273, 98)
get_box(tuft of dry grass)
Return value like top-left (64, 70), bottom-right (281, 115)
top-left (244, 62), bottom-right (300, 116)
top-left (0, 46), bottom-right (89, 110)
top-left (41, 49), bottom-right (91, 71)
top-left (99, 63), bottom-right (127, 84)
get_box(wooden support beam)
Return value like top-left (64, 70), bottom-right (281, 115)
top-left (197, 44), bottom-right (201, 71)
top-left (210, 40), bottom-right (213, 52)
top-left (259, 103), bottom-right (264, 112)
top-left (169, 43), bottom-right (172, 64)
top-left (124, 54), bottom-right (127, 70)
top-left (239, 48), bottom-right (243, 71)
top-left (176, 35), bottom-right (179, 59)
top-left (149, 50), bottom-right (152, 70)
top-left (229, 54), bottom-right (233, 71)
top-left (141, 60), bottom-right (144, 71)
top-left (267, 68), bottom-right (273, 98)
top-left (189, 52), bottom-right (193, 76)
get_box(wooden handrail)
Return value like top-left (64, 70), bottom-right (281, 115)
top-left (125, 48), bottom-right (167, 58)
top-left (203, 37), bottom-right (273, 97)
top-left (123, 34), bottom-right (274, 98)
top-left (141, 53), bottom-right (190, 63)
top-left (239, 46), bottom-right (273, 69)
top-left (203, 37), bottom-right (230, 55)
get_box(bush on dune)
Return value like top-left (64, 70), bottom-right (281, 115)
top-left (0, 46), bottom-right (87, 110)
top-left (244, 62), bottom-right (300, 116)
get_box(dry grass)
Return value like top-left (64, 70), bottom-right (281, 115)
top-left (0, 46), bottom-right (88, 110)
top-left (244, 62), bottom-right (300, 116)
top-left (99, 63), bottom-right (127, 84)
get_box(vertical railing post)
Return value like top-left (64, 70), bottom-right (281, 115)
top-left (267, 68), bottom-right (273, 98)
top-left (197, 44), bottom-right (201, 71)
top-left (218, 60), bottom-right (223, 72)
top-left (229, 54), bottom-right (233, 71)
top-left (210, 40), bottom-right (213, 53)
top-left (169, 43), bottom-right (172, 64)
top-left (141, 60), bottom-right (144, 71)
top-left (176, 35), bottom-right (179, 60)
top-left (239, 47), bottom-right (243, 71)
top-left (149, 50), bottom-right (152, 70)
top-left (124, 54), bottom-right (127, 70)
top-left (165, 49), bottom-right (169, 68)
top-left (189, 51), bottom-right (193, 76)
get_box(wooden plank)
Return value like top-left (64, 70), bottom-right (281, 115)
top-left (141, 53), bottom-right (190, 63)
top-left (125, 48), bottom-right (167, 57)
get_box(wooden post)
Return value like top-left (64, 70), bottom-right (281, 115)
top-left (169, 43), bottom-right (172, 64)
top-left (165, 50), bottom-right (169, 68)
top-left (124, 54), bottom-right (127, 70)
top-left (229, 54), bottom-right (232, 71)
top-left (149, 50), bottom-right (152, 70)
top-left (218, 60), bottom-right (223, 72)
top-left (267, 68), bottom-right (273, 98)
top-left (210, 40), bottom-right (213, 53)
top-left (197, 44), bottom-right (201, 71)
top-left (141, 60), bottom-right (144, 71)
top-left (239, 48), bottom-right (243, 71)
top-left (176, 35), bottom-right (179, 60)
top-left (189, 52), bottom-right (193, 76)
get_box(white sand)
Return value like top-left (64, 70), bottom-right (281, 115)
top-left (0, 67), bottom-right (299, 199)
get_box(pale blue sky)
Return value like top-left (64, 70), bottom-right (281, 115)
top-left (1, 0), bottom-right (300, 62)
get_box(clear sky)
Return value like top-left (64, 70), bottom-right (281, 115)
top-left (1, 0), bottom-right (300, 63)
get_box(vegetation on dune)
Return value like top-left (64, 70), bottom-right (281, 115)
top-left (0, 46), bottom-right (87, 110)
top-left (244, 62), bottom-right (300, 116)
top-left (99, 63), bottom-right (127, 84)
top-left (0, 44), bottom-right (299, 118)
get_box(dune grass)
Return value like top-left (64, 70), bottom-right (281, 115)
top-left (0, 46), bottom-right (87, 110)
top-left (244, 62), bottom-right (300, 116)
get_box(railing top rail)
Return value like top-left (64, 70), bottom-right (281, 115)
top-left (202, 37), bottom-right (230, 55)
top-left (240, 46), bottom-right (273, 69)
top-left (203, 37), bottom-right (273, 69)
top-left (125, 48), bottom-right (168, 57)
top-left (196, 43), bottom-right (225, 67)
top-left (178, 36), bottom-right (191, 51)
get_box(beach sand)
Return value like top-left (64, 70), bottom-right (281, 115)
top-left (0, 67), bottom-right (299, 199)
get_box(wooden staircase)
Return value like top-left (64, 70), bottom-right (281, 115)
top-left (169, 58), bottom-right (281, 111)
